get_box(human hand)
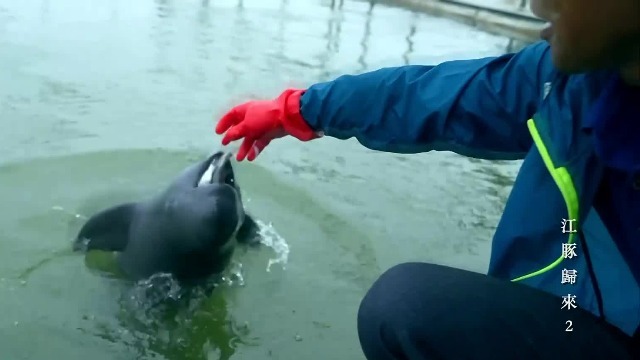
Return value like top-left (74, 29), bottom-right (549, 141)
top-left (215, 89), bottom-right (319, 161)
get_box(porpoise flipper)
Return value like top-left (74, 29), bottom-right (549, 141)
top-left (236, 214), bottom-right (261, 246)
top-left (73, 203), bottom-right (136, 252)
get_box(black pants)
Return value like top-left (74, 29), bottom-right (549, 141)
top-left (357, 262), bottom-right (638, 360)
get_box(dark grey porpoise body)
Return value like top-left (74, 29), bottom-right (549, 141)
top-left (73, 151), bottom-right (260, 284)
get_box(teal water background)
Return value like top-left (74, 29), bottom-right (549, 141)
top-left (0, 1), bottom-right (521, 358)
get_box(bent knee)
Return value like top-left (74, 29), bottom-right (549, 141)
top-left (358, 262), bottom-right (430, 324)
top-left (357, 262), bottom-right (442, 356)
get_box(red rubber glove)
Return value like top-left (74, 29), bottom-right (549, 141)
top-left (215, 89), bottom-right (320, 161)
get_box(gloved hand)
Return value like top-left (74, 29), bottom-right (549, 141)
top-left (215, 89), bottom-right (321, 161)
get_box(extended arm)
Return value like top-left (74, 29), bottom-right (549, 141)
top-left (299, 41), bottom-right (556, 160)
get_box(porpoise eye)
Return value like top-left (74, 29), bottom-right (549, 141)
top-left (226, 174), bottom-right (234, 185)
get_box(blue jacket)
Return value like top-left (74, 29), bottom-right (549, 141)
top-left (298, 41), bottom-right (640, 336)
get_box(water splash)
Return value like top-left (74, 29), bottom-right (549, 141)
top-left (128, 273), bottom-right (175, 303)
top-left (111, 270), bottom-right (254, 356)
top-left (123, 259), bottom-right (248, 315)
top-left (255, 220), bottom-right (289, 272)
top-left (219, 260), bottom-right (245, 287)
top-left (122, 273), bottom-right (206, 325)
top-left (74, 237), bottom-right (90, 252)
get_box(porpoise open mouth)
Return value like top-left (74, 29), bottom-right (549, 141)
top-left (198, 152), bottom-right (233, 187)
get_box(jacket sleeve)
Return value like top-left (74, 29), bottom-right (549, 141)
top-left (299, 41), bottom-right (556, 160)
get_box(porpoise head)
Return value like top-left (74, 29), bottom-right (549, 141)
top-left (200, 151), bottom-right (260, 246)
top-left (175, 151), bottom-right (247, 249)
top-left (194, 151), bottom-right (247, 236)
